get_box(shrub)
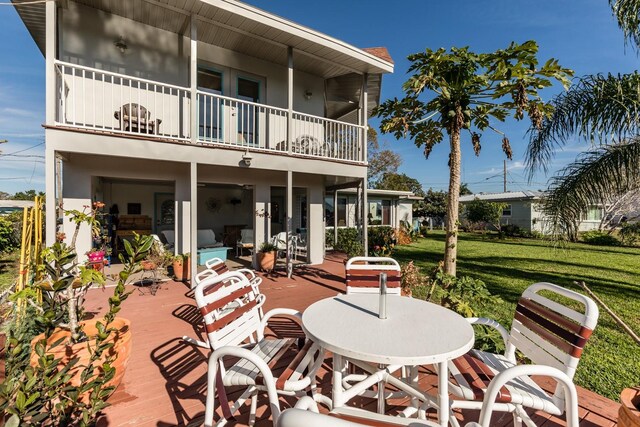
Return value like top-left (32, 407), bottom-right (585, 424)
top-left (419, 226), bottom-right (429, 237)
top-left (326, 228), bottom-right (364, 258)
top-left (369, 226), bottom-right (396, 256)
top-left (0, 216), bottom-right (20, 253)
top-left (620, 222), bottom-right (640, 246)
top-left (581, 230), bottom-right (620, 246)
top-left (501, 224), bottom-right (542, 239)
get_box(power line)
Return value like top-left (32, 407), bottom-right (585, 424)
top-left (0, 141), bottom-right (44, 156)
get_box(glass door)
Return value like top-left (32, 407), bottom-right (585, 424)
top-left (198, 68), bottom-right (223, 140)
top-left (237, 77), bottom-right (260, 145)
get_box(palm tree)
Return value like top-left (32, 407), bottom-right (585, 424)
top-left (525, 1), bottom-right (640, 237)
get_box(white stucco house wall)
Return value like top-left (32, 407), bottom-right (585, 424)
top-left (14, 0), bottom-right (395, 274)
top-left (459, 191), bottom-right (603, 233)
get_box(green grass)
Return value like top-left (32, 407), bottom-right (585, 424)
top-left (393, 231), bottom-right (640, 401)
top-left (0, 250), bottom-right (19, 292)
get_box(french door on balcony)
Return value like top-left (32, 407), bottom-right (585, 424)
top-left (198, 67), bottom-right (223, 140)
top-left (236, 77), bottom-right (260, 146)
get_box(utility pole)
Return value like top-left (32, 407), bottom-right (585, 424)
top-left (0, 139), bottom-right (8, 155)
top-left (503, 159), bottom-right (507, 193)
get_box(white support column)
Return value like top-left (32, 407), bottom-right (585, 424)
top-left (308, 183), bottom-right (324, 264)
top-left (190, 162), bottom-right (198, 285)
top-left (361, 73), bottom-right (369, 162)
top-left (286, 170), bottom-right (293, 277)
top-left (190, 15), bottom-right (198, 144)
top-left (253, 182), bottom-right (271, 268)
top-left (333, 190), bottom-right (338, 246)
top-left (45, 0), bottom-right (57, 125)
top-left (174, 166), bottom-right (191, 256)
top-left (287, 46), bottom-right (293, 154)
top-left (45, 147), bottom-right (56, 245)
top-left (363, 178), bottom-right (368, 256)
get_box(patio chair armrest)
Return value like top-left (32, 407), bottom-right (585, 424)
top-left (237, 267), bottom-right (257, 280)
top-left (258, 308), bottom-right (302, 340)
top-left (466, 317), bottom-right (509, 349)
top-left (477, 365), bottom-right (579, 427)
top-left (294, 396), bottom-right (320, 413)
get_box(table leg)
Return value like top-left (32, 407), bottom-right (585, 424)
top-left (333, 353), bottom-right (345, 408)
top-left (377, 364), bottom-right (385, 414)
top-left (438, 361), bottom-right (449, 427)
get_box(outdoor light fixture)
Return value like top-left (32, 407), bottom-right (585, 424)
top-left (242, 150), bottom-right (253, 166)
top-left (114, 36), bottom-right (128, 54)
top-left (304, 90), bottom-right (313, 100)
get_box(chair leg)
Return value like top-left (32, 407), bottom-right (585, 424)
top-left (512, 411), bottom-right (523, 427)
top-left (249, 392), bottom-right (258, 426)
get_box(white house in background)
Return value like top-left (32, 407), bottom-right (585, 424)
top-left (459, 191), bottom-right (603, 233)
top-left (0, 200), bottom-right (35, 215)
top-left (13, 0), bottom-right (394, 274)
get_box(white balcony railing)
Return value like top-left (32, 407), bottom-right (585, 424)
top-left (54, 61), bottom-right (365, 162)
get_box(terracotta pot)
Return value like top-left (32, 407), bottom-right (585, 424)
top-left (30, 317), bottom-right (132, 399)
top-left (619, 387), bottom-right (640, 427)
top-left (172, 256), bottom-right (191, 282)
top-left (257, 251), bottom-right (277, 272)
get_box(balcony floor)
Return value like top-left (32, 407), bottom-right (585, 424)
top-left (87, 253), bottom-right (620, 426)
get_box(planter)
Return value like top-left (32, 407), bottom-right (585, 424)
top-left (172, 256), bottom-right (191, 282)
top-left (87, 251), bottom-right (105, 263)
top-left (619, 387), bottom-right (640, 427)
top-left (30, 317), bottom-right (132, 399)
top-left (257, 251), bottom-right (277, 272)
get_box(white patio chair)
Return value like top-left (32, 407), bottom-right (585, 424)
top-left (199, 272), bottom-right (326, 427)
top-left (345, 256), bottom-right (402, 295)
top-left (160, 230), bottom-right (175, 249)
top-left (446, 282), bottom-right (599, 427)
top-left (237, 228), bottom-right (254, 257)
top-left (193, 257), bottom-right (262, 291)
top-left (277, 367), bottom-right (580, 427)
top-left (198, 229), bottom-right (223, 248)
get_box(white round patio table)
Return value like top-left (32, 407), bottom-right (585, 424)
top-left (302, 294), bottom-right (475, 427)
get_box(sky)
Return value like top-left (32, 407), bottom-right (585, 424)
top-left (0, 0), bottom-right (638, 195)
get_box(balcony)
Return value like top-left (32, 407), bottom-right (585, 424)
top-left (54, 60), bottom-right (366, 163)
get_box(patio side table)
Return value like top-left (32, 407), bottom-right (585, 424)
top-left (302, 294), bottom-right (474, 426)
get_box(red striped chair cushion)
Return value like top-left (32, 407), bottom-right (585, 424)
top-left (346, 269), bottom-right (401, 288)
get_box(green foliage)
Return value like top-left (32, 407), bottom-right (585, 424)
top-left (501, 224), bottom-right (542, 239)
top-left (0, 216), bottom-right (19, 253)
top-left (367, 127), bottom-right (402, 186)
top-left (368, 226), bottom-right (396, 256)
top-left (10, 190), bottom-right (44, 201)
top-left (373, 172), bottom-right (425, 196)
top-left (420, 189), bottom-right (447, 220)
top-left (326, 228), bottom-right (364, 258)
top-left (464, 198), bottom-right (506, 231)
top-left (0, 207), bottom-right (153, 425)
top-left (258, 242), bottom-right (278, 253)
top-left (581, 230), bottom-right (620, 246)
top-left (620, 222), bottom-right (640, 245)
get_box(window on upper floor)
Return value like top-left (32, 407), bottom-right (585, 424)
top-left (198, 67), bottom-right (223, 139)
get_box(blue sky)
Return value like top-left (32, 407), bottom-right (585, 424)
top-left (0, 0), bottom-right (638, 195)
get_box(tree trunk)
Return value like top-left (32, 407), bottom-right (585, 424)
top-left (444, 122), bottom-right (462, 277)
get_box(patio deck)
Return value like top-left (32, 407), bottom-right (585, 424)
top-left (86, 253), bottom-right (620, 427)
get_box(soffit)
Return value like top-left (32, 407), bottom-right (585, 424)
top-left (13, 0), bottom-right (393, 79)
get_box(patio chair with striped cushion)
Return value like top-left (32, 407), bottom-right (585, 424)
top-left (447, 282), bottom-right (599, 427)
top-left (198, 271), bottom-right (326, 427)
top-left (194, 257), bottom-right (262, 291)
top-left (345, 257), bottom-right (402, 295)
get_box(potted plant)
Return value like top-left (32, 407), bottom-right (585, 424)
top-left (0, 202), bottom-right (153, 425)
top-left (620, 387), bottom-right (640, 427)
top-left (257, 242), bottom-right (278, 272)
top-left (172, 252), bottom-right (191, 282)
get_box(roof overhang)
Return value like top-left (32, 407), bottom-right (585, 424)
top-left (12, 0), bottom-right (394, 79)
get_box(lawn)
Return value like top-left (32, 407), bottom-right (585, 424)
top-left (0, 250), bottom-right (19, 293)
top-left (393, 231), bottom-right (640, 401)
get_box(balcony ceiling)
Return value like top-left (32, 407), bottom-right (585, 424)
top-left (12, 0), bottom-right (393, 80)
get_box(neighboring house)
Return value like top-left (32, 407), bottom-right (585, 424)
top-left (0, 200), bottom-right (35, 215)
top-left (325, 189), bottom-right (421, 230)
top-left (13, 0), bottom-right (394, 270)
top-left (459, 191), bottom-right (603, 233)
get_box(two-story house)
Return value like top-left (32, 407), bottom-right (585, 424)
top-left (13, 0), bottom-right (395, 275)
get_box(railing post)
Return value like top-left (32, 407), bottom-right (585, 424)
top-left (190, 15), bottom-right (198, 144)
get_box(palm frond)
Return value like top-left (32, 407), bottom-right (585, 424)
top-left (526, 73), bottom-right (640, 176)
top-left (610, 0), bottom-right (640, 49)
top-left (541, 138), bottom-right (640, 239)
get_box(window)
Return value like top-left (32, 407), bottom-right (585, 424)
top-left (368, 199), bottom-right (391, 226)
top-left (325, 196), bottom-right (347, 226)
top-left (584, 206), bottom-right (603, 221)
top-left (502, 204), bottom-right (512, 217)
top-left (198, 68), bottom-right (223, 139)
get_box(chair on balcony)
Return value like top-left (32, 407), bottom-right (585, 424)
top-left (446, 282), bottom-right (598, 427)
top-left (344, 256), bottom-right (402, 295)
top-left (114, 103), bottom-right (162, 134)
top-left (198, 272), bottom-right (325, 427)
